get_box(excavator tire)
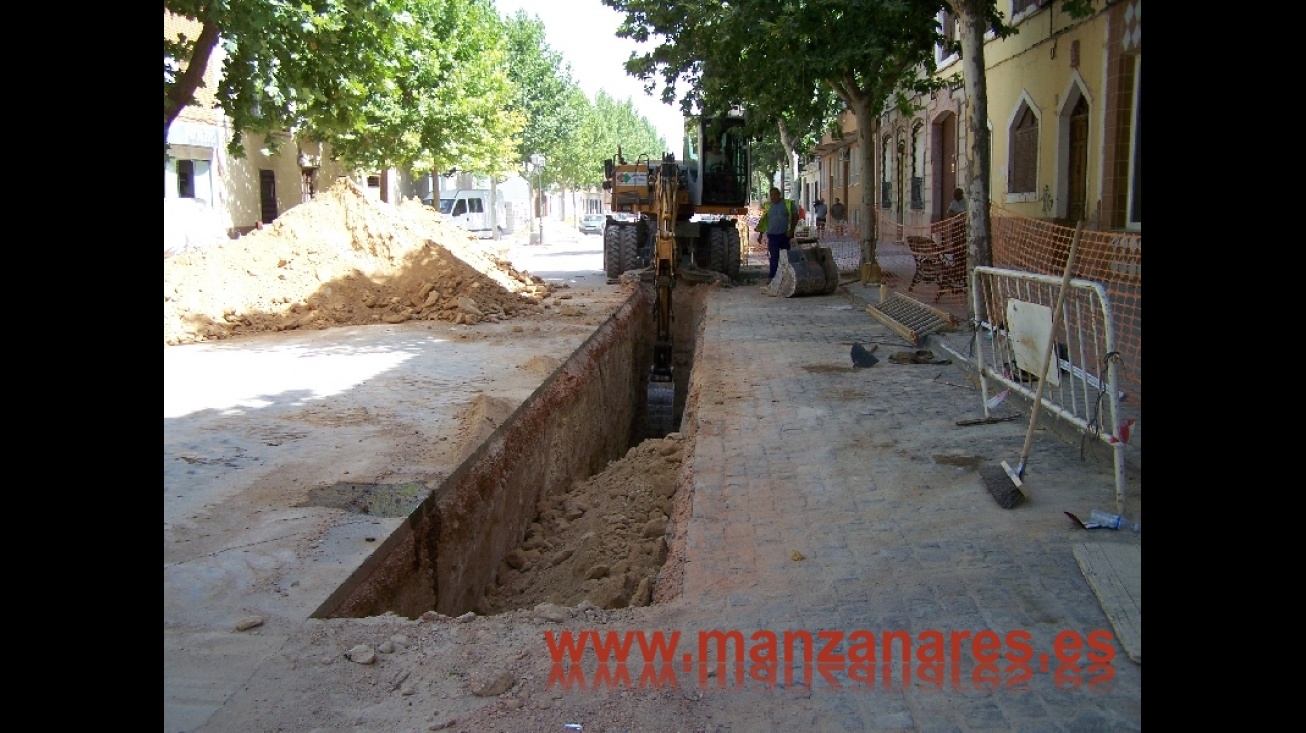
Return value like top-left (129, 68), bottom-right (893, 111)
top-left (724, 225), bottom-right (741, 279)
top-left (708, 226), bottom-right (726, 274)
top-left (604, 225), bottom-right (622, 280)
top-left (618, 224), bottom-right (640, 274)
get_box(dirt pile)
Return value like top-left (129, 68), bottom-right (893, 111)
top-left (163, 177), bottom-right (552, 345)
top-left (479, 434), bottom-right (685, 614)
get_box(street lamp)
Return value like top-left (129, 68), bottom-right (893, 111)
top-left (530, 153), bottom-right (546, 246)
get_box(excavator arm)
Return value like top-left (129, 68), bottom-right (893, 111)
top-left (602, 114), bottom-right (755, 438)
top-left (646, 155), bottom-right (680, 438)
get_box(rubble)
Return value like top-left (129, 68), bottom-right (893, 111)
top-left (163, 177), bottom-right (552, 345)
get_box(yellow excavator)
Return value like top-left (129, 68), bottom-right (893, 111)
top-left (602, 115), bottom-right (750, 438)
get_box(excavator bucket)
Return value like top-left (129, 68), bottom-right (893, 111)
top-left (646, 378), bottom-right (675, 439)
top-left (773, 240), bottom-right (840, 297)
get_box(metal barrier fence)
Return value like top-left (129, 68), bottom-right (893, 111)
top-left (991, 207), bottom-right (1141, 408)
top-left (971, 266), bottom-right (1131, 513)
top-left (802, 208), bottom-right (1142, 407)
top-left (739, 207), bottom-right (1140, 408)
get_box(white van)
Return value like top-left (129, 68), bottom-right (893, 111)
top-left (434, 189), bottom-right (508, 239)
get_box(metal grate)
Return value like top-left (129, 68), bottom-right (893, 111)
top-left (865, 292), bottom-right (959, 346)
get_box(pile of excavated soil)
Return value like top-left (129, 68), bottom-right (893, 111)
top-left (163, 177), bottom-right (553, 345)
top-left (479, 434), bottom-right (686, 614)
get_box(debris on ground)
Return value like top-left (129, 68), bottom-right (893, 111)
top-left (479, 434), bottom-right (685, 614)
top-left (850, 342), bottom-right (879, 368)
top-left (163, 177), bottom-right (553, 345)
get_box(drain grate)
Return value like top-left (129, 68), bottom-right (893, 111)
top-left (866, 293), bottom-right (960, 346)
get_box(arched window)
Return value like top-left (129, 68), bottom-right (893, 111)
top-left (1009, 103), bottom-right (1039, 195)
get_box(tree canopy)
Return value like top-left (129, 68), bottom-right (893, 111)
top-left (164, 0), bottom-right (521, 174)
top-left (503, 11), bottom-right (585, 170)
top-left (604, 0), bottom-right (947, 272)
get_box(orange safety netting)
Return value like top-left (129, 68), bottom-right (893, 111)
top-left (735, 206), bottom-right (1140, 407)
top-left (988, 205), bottom-right (1141, 408)
top-left (874, 214), bottom-right (970, 310)
top-left (876, 209), bottom-right (1141, 407)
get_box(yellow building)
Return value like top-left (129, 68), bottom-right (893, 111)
top-left (805, 111), bottom-right (866, 232)
top-left (165, 12), bottom-right (356, 237)
top-left (805, 0), bottom-right (1140, 233)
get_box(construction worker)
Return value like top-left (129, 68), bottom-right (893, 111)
top-left (755, 187), bottom-right (798, 280)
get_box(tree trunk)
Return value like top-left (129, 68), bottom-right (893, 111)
top-left (848, 94), bottom-right (880, 283)
top-left (165, 19), bottom-right (221, 152)
top-left (956, 1), bottom-right (995, 321)
top-left (777, 120), bottom-right (795, 199)
top-left (489, 177), bottom-right (499, 239)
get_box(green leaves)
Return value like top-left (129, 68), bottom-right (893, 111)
top-left (165, 0), bottom-right (523, 174)
top-left (503, 10), bottom-right (580, 169)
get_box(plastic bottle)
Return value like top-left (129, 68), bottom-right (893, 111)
top-left (1089, 509), bottom-right (1141, 532)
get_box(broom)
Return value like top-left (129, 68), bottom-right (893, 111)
top-left (983, 222), bottom-right (1083, 509)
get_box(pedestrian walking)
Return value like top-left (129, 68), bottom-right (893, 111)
top-left (755, 187), bottom-right (797, 281)
top-left (814, 199), bottom-right (828, 237)
top-left (830, 198), bottom-right (847, 236)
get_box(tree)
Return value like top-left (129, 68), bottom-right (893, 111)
top-left (558, 92), bottom-right (604, 193)
top-left (605, 0), bottom-right (835, 197)
top-left (166, 0), bottom-right (402, 157)
top-left (595, 92), bottom-right (670, 168)
top-left (164, 0), bottom-right (521, 175)
top-left (947, 0), bottom-right (1007, 279)
top-left (605, 0), bottom-right (945, 282)
top-left (501, 10), bottom-right (590, 221)
top-left (553, 87), bottom-right (668, 197)
top-left (551, 84), bottom-right (597, 220)
top-left (503, 11), bottom-right (587, 169)
top-left (945, 0), bottom-right (1092, 300)
top-left (330, 0), bottom-right (523, 175)
top-left (558, 90), bottom-right (667, 216)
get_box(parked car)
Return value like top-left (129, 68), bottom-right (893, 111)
top-left (579, 213), bottom-right (606, 235)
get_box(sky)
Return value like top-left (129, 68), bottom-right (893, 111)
top-left (492, 0), bottom-right (684, 155)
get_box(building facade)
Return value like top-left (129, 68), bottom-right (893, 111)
top-left (165, 12), bottom-right (444, 241)
top-left (807, 111), bottom-right (867, 232)
top-left (165, 13), bottom-right (360, 238)
top-left (804, 0), bottom-right (1141, 235)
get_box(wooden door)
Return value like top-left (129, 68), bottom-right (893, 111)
top-left (259, 170), bottom-right (278, 224)
top-left (935, 113), bottom-right (957, 222)
top-left (895, 137), bottom-right (906, 224)
top-left (1067, 96), bottom-right (1089, 224)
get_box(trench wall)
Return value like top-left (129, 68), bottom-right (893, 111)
top-left (313, 288), bottom-right (653, 619)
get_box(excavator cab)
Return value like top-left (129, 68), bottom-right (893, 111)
top-left (684, 115), bottom-right (750, 209)
top-left (601, 113), bottom-right (750, 282)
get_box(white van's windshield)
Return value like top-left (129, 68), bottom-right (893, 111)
top-left (438, 198), bottom-right (455, 215)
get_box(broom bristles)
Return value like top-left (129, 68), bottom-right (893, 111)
top-left (980, 464), bottom-right (1024, 509)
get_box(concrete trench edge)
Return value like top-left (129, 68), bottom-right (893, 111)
top-left (311, 286), bottom-right (655, 620)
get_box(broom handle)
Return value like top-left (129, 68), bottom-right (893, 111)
top-left (1016, 222), bottom-right (1084, 475)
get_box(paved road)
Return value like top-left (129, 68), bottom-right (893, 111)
top-left (501, 219), bottom-right (608, 290)
top-left (162, 229), bottom-right (625, 732)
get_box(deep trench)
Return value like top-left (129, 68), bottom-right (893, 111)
top-left (312, 282), bottom-right (708, 620)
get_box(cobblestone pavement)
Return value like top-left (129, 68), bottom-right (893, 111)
top-left (662, 283), bottom-right (1142, 730)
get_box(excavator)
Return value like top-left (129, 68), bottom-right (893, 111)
top-left (602, 114), bottom-right (751, 438)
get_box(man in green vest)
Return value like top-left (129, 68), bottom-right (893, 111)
top-left (755, 187), bottom-right (798, 280)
